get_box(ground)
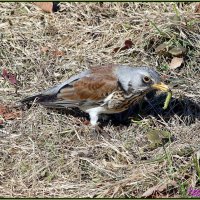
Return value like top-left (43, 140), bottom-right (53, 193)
top-left (0, 2), bottom-right (200, 198)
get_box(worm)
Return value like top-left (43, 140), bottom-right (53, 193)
top-left (163, 90), bottom-right (172, 110)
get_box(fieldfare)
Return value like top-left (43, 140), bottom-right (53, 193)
top-left (21, 64), bottom-right (170, 126)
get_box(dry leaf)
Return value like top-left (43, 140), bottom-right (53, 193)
top-left (0, 104), bottom-right (21, 121)
top-left (2, 68), bottom-right (17, 85)
top-left (4, 111), bottom-right (21, 120)
top-left (169, 57), bottom-right (183, 70)
top-left (142, 180), bottom-right (177, 198)
top-left (168, 46), bottom-right (186, 57)
top-left (8, 74), bottom-right (17, 85)
top-left (124, 39), bottom-right (133, 48)
top-left (52, 50), bottom-right (65, 57)
top-left (142, 185), bottom-right (158, 197)
top-left (113, 39), bottom-right (133, 53)
top-left (195, 3), bottom-right (200, 13)
top-left (2, 68), bottom-right (8, 78)
top-left (33, 2), bottom-right (53, 13)
top-left (155, 43), bottom-right (170, 55)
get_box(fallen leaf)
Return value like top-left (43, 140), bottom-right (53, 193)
top-left (169, 57), bottom-right (183, 70)
top-left (2, 68), bottom-right (17, 85)
top-left (155, 43), bottom-right (170, 55)
top-left (124, 39), bottom-right (133, 48)
top-left (142, 185), bottom-right (158, 197)
top-left (52, 50), bottom-right (65, 57)
top-left (168, 46), bottom-right (186, 57)
top-left (195, 3), bottom-right (200, 13)
top-left (33, 2), bottom-right (53, 13)
top-left (142, 180), bottom-right (177, 198)
top-left (0, 104), bottom-right (21, 121)
top-left (113, 39), bottom-right (133, 53)
top-left (2, 68), bottom-right (8, 79)
top-left (8, 74), bottom-right (17, 85)
top-left (4, 111), bottom-right (21, 120)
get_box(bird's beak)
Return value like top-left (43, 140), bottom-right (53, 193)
top-left (152, 82), bottom-right (170, 92)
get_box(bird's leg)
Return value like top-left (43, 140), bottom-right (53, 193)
top-left (89, 113), bottom-right (102, 137)
top-left (89, 113), bottom-right (111, 140)
top-left (87, 108), bottom-right (103, 136)
top-left (89, 112), bottom-right (99, 126)
top-left (86, 107), bottom-right (104, 126)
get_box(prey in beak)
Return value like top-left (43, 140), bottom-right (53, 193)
top-left (151, 82), bottom-right (172, 109)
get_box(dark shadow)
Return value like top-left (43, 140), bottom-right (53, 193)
top-left (23, 92), bottom-right (200, 127)
top-left (51, 94), bottom-right (200, 127)
top-left (110, 93), bottom-right (200, 127)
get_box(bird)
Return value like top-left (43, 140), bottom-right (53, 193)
top-left (21, 64), bottom-right (170, 126)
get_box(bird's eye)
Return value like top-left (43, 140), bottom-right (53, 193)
top-left (143, 76), bottom-right (151, 83)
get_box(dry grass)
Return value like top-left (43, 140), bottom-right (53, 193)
top-left (0, 2), bottom-right (200, 198)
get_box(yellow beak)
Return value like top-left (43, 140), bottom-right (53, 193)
top-left (152, 82), bottom-right (170, 92)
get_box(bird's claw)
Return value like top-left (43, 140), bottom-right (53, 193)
top-left (90, 124), bottom-right (102, 137)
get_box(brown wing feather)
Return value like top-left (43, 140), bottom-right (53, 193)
top-left (57, 67), bottom-right (118, 101)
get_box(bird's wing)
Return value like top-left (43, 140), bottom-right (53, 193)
top-left (56, 65), bottom-right (118, 103)
top-left (57, 74), bottom-right (118, 101)
top-left (21, 64), bottom-right (119, 107)
top-left (21, 69), bottom-right (90, 104)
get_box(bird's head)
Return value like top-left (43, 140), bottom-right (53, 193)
top-left (117, 66), bottom-right (170, 94)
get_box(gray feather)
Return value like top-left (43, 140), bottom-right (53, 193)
top-left (21, 69), bottom-right (90, 104)
top-left (43, 70), bottom-right (90, 96)
top-left (116, 66), bottom-right (161, 92)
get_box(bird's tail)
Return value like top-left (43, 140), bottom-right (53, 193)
top-left (21, 93), bottom-right (79, 109)
top-left (21, 93), bottom-right (60, 108)
top-left (21, 93), bottom-right (45, 104)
